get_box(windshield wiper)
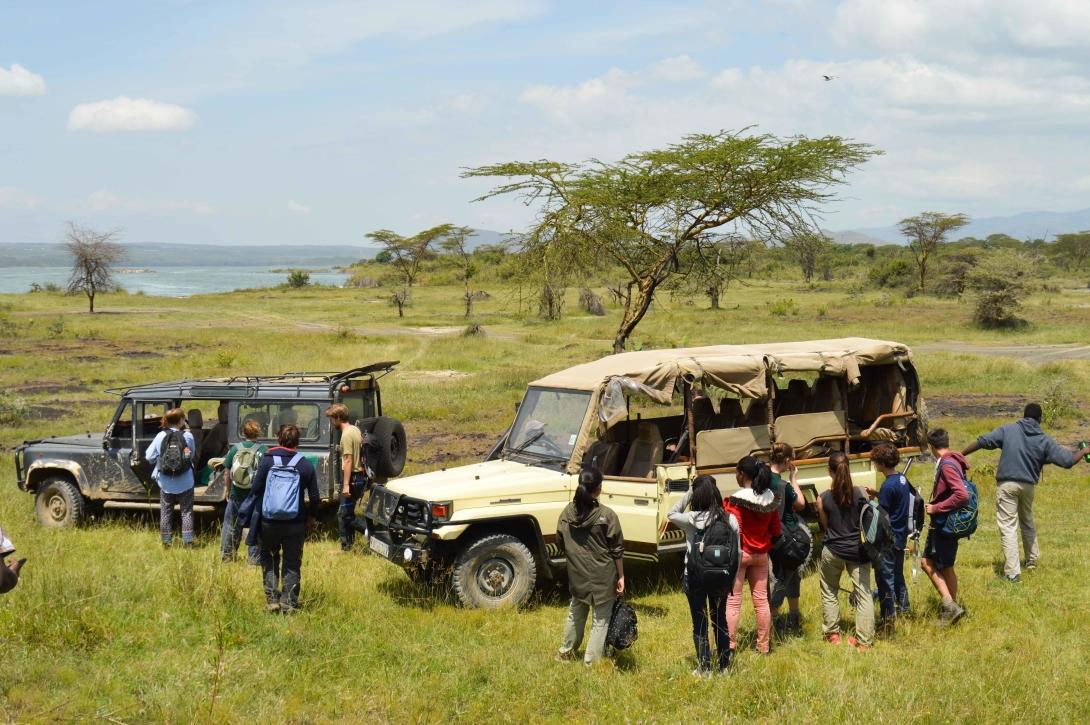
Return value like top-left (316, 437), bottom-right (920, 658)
top-left (505, 428), bottom-right (545, 457)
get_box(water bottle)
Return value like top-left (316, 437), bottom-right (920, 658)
top-left (1080, 441), bottom-right (1090, 464)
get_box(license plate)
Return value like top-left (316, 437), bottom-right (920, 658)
top-left (369, 537), bottom-right (391, 559)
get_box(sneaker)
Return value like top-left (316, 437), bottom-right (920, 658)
top-left (785, 612), bottom-right (801, 634)
top-left (1025, 562), bottom-right (1038, 571)
top-left (691, 668), bottom-right (712, 680)
top-left (265, 601), bottom-right (281, 614)
top-left (281, 604), bottom-right (300, 615)
top-left (556, 650), bottom-right (574, 663)
top-left (938, 600), bottom-right (965, 627)
top-left (1003, 574), bottom-right (1021, 584)
top-left (847, 636), bottom-right (870, 651)
top-left (824, 632), bottom-right (842, 645)
top-left (717, 649), bottom-right (733, 673)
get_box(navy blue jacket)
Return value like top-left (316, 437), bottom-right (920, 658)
top-left (244, 447), bottom-right (320, 543)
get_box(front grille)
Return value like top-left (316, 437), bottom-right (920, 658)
top-left (365, 486), bottom-right (431, 533)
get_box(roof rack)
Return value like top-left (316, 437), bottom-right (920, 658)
top-left (105, 361), bottom-right (399, 396)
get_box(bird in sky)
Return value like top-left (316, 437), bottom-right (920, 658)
top-left (822, 74), bottom-right (838, 81)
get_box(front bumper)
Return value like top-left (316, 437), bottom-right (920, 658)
top-left (14, 444), bottom-right (28, 491)
top-left (363, 485), bottom-right (437, 568)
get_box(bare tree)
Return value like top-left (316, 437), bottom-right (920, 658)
top-left (439, 226), bottom-right (478, 317)
top-left (898, 212), bottom-right (970, 292)
top-left (64, 222), bottom-right (124, 313)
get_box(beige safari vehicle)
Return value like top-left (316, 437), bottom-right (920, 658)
top-left (364, 337), bottom-right (926, 608)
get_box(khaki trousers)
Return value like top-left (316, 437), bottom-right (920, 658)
top-left (996, 480), bottom-right (1039, 578)
top-left (559, 597), bottom-right (613, 664)
top-left (818, 547), bottom-right (875, 646)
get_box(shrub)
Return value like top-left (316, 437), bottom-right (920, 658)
top-left (46, 317), bottom-right (66, 339)
top-left (462, 323), bottom-right (485, 337)
top-left (0, 392), bottom-right (30, 425)
top-left (767, 297), bottom-right (799, 317)
top-left (214, 350), bottom-right (238, 369)
top-left (1038, 374), bottom-right (1079, 424)
top-left (868, 258), bottom-right (914, 289)
top-left (967, 250), bottom-right (1031, 328)
top-left (286, 270), bottom-right (311, 288)
top-left (578, 287), bottom-right (606, 316)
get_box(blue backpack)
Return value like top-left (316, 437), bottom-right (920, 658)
top-left (261, 453), bottom-right (303, 521)
top-left (933, 460), bottom-right (979, 539)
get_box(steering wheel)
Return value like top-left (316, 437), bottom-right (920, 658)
top-left (536, 435), bottom-right (567, 457)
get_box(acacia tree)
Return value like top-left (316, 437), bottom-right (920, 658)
top-left (465, 131), bottom-right (877, 353)
top-left (783, 231), bottom-right (832, 283)
top-left (439, 226), bottom-right (478, 317)
top-left (898, 211), bottom-right (970, 291)
top-left (64, 221), bottom-right (124, 313)
top-left (1052, 231), bottom-right (1090, 272)
top-left (366, 224), bottom-right (452, 317)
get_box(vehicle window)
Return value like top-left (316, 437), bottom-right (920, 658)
top-left (181, 399), bottom-right (223, 431)
top-left (109, 401), bottom-right (134, 440)
top-left (506, 388), bottom-right (591, 459)
top-left (239, 402), bottom-right (321, 441)
top-left (135, 401), bottom-right (171, 439)
top-left (341, 392), bottom-right (370, 422)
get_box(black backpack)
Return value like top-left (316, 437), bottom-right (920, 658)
top-left (686, 510), bottom-right (740, 597)
top-left (906, 481), bottom-right (926, 541)
top-left (606, 598), bottom-right (638, 650)
top-left (158, 429), bottom-right (190, 476)
top-left (859, 497), bottom-right (894, 566)
top-left (771, 524), bottom-right (812, 571)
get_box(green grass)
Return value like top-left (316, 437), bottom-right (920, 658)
top-left (2, 279), bottom-right (1090, 722)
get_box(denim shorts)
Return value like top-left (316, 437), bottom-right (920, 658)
top-left (923, 529), bottom-right (959, 570)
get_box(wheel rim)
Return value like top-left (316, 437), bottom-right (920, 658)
top-left (46, 492), bottom-right (68, 522)
top-left (476, 556), bottom-right (516, 598)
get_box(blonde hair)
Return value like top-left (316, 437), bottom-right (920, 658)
top-left (243, 420), bottom-right (261, 440)
top-left (324, 403), bottom-right (350, 423)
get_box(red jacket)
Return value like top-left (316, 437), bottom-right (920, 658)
top-left (724, 499), bottom-right (781, 554)
top-left (932, 452), bottom-right (971, 514)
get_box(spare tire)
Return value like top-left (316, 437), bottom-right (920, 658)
top-left (369, 416), bottom-right (407, 477)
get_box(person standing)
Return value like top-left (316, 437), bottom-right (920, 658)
top-left (668, 475), bottom-right (738, 675)
top-left (723, 456), bottom-right (780, 656)
top-left (963, 402), bottom-right (1083, 582)
top-left (921, 428), bottom-right (970, 625)
top-left (767, 442), bottom-right (807, 634)
top-left (556, 467), bottom-right (625, 665)
top-left (324, 404), bottom-right (369, 552)
top-left (816, 451), bottom-right (874, 650)
top-left (248, 424), bottom-right (319, 613)
top-left (871, 443), bottom-right (911, 626)
top-left (1, 525), bottom-right (26, 594)
top-left (146, 408), bottom-right (197, 548)
top-left (217, 419), bottom-right (266, 563)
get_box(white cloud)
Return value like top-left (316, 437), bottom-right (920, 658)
top-left (287, 199), bottom-right (312, 214)
top-left (82, 189), bottom-right (213, 214)
top-left (650, 54), bottom-right (705, 82)
top-left (520, 68), bottom-right (638, 123)
top-left (0, 64), bottom-right (46, 96)
top-left (67, 96), bottom-right (197, 132)
top-left (0, 186), bottom-right (41, 209)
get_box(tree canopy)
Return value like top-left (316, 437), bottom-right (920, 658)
top-left (465, 130), bottom-right (878, 352)
top-left (898, 211), bottom-right (970, 291)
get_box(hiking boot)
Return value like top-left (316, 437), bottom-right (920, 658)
top-left (785, 612), bottom-right (801, 634)
top-left (556, 649), bottom-right (574, 663)
top-left (265, 600), bottom-right (281, 614)
top-left (1024, 562), bottom-right (1037, 571)
top-left (847, 636), bottom-right (870, 652)
top-left (281, 604), bottom-right (300, 615)
top-left (1003, 574), bottom-right (1021, 584)
top-left (938, 600), bottom-right (965, 627)
top-left (824, 632), bottom-right (842, 645)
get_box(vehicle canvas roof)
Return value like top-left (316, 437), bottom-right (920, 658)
top-left (529, 337), bottom-right (912, 402)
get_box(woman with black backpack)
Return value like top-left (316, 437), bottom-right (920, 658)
top-left (556, 467), bottom-right (625, 665)
top-left (668, 474), bottom-right (739, 676)
top-left (146, 408), bottom-right (197, 548)
top-left (816, 451), bottom-right (874, 651)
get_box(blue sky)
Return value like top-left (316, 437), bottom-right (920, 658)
top-left (3, 0), bottom-right (1090, 245)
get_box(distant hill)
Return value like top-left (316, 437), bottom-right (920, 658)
top-left (836, 208), bottom-right (1090, 245)
top-left (0, 229), bottom-right (510, 268)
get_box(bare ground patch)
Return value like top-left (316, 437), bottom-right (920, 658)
top-left (410, 430), bottom-right (496, 467)
top-left (14, 381), bottom-right (90, 394)
top-left (399, 370), bottom-right (472, 382)
top-left (927, 393), bottom-right (1029, 419)
top-left (918, 342), bottom-right (1090, 362)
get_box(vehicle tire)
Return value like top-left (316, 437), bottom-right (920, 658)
top-left (34, 477), bottom-right (86, 528)
top-left (452, 533), bottom-right (537, 609)
top-left (370, 416), bottom-right (407, 477)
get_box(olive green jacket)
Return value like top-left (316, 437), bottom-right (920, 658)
top-left (557, 501), bottom-right (624, 605)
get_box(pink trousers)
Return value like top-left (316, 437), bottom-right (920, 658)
top-left (727, 551), bottom-right (771, 653)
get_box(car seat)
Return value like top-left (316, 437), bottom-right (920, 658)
top-left (186, 408), bottom-right (205, 462)
top-left (620, 423), bottom-right (663, 478)
top-left (717, 398), bottom-right (744, 427)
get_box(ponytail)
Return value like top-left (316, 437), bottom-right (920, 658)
top-left (828, 451), bottom-right (853, 507)
top-left (769, 442), bottom-right (795, 467)
top-left (574, 467), bottom-right (603, 518)
top-left (737, 456), bottom-right (773, 495)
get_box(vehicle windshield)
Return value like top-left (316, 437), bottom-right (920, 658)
top-left (505, 388), bottom-right (591, 461)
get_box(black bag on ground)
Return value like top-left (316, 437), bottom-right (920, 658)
top-left (606, 598), bottom-right (638, 650)
top-left (686, 510), bottom-right (740, 597)
top-left (158, 429), bottom-right (190, 476)
top-left (771, 523), bottom-right (812, 571)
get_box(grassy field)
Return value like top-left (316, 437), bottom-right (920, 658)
top-left (1, 277), bottom-right (1089, 723)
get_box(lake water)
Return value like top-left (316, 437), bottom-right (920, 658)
top-left (0, 266), bottom-right (351, 297)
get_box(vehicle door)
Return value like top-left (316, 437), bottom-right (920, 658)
top-left (132, 399), bottom-right (173, 491)
top-left (655, 462), bottom-right (694, 553)
top-left (100, 399), bottom-right (153, 498)
top-left (600, 474), bottom-right (662, 562)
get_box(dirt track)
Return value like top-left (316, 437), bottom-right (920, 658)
top-left (917, 342), bottom-right (1090, 362)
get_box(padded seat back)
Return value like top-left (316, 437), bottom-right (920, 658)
top-left (809, 376), bottom-right (843, 412)
top-left (775, 410), bottom-right (848, 449)
top-left (695, 425), bottom-right (771, 468)
top-left (620, 423), bottom-right (663, 478)
top-left (744, 398), bottom-right (770, 425)
top-left (717, 398), bottom-right (744, 427)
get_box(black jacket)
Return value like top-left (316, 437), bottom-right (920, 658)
top-left (244, 447), bottom-right (320, 543)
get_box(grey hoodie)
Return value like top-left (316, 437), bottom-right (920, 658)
top-left (977, 417), bottom-right (1077, 484)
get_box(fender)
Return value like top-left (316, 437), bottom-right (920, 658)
top-left (25, 459), bottom-right (92, 495)
top-left (451, 515), bottom-right (555, 579)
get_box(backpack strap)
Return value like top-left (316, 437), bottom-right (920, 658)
top-left (273, 455), bottom-right (284, 467)
top-left (287, 453), bottom-right (304, 467)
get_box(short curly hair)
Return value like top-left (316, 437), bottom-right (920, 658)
top-left (871, 442), bottom-right (900, 469)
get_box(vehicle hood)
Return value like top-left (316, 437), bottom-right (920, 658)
top-left (385, 458), bottom-right (568, 502)
top-left (25, 433), bottom-right (102, 449)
